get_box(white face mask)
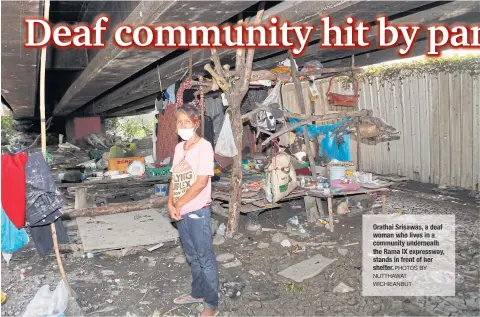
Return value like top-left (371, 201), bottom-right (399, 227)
top-left (177, 128), bottom-right (196, 141)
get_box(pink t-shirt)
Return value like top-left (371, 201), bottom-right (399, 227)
top-left (171, 138), bottom-right (214, 215)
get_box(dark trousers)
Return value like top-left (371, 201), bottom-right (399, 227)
top-left (177, 207), bottom-right (219, 310)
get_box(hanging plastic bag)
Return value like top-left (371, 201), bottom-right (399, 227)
top-left (22, 280), bottom-right (68, 317)
top-left (1, 207), bottom-right (29, 254)
top-left (215, 112), bottom-right (238, 158)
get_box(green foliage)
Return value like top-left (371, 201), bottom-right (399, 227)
top-left (331, 55), bottom-right (480, 86)
top-left (358, 55), bottom-right (480, 84)
top-left (106, 117), bottom-right (154, 139)
top-left (1, 115), bottom-right (15, 141)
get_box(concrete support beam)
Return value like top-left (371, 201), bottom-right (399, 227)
top-left (53, 0), bottom-right (256, 117)
top-left (1, 0), bottom-right (41, 119)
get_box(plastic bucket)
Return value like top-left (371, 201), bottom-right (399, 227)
top-left (329, 166), bottom-right (346, 180)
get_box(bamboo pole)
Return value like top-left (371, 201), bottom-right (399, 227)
top-left (51, 223), bottom-right (72, 296)
top-left (288, 51), bottom-right (317, 182)
top-left (40, 0), bottom-right (71, 295)
top-left (199, 75), bottom-right (205, 136)
top-left (39, 0), bottom-right (50, 154)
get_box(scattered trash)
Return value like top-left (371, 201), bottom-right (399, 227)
top-left (245, 221), bottom-right (262, 232)
top-left (280, 239), bottom-right (292, 247)
top-left (336, 201), bottom-right (349, 215)
top-left (333, 282), bottom-right (355, 293)
top-left (147, 243), bottom-right (164, 252)
top-left (101, 270), bottom-right (115, 276)
top-left (248, 270), bottom-right (265, 277)
top-left (22, 280), bottom-right (68, 317)
top-left (86, 252), bottom-right (95, 259)
top-left (257, 242), bottom-right (270, 249)
top-left (174, 255), bottom-right (186, 264)
top-left (127, 161), bottom-right (145, 177)
top-left (278, 254), bottom-right (337, 283)
top-left (343, 242), bottom-right (359, 247)
top-left (106, 299), bottom-right (113, 304)
top-left (287, 216), bottom-right (300, 226)
top-left (261, 228), bottom-right (276, 232)
top-left (213, 236), bottom-right (225, 246)
top-left (58, 142), bottom-right (81, 151)
top-left (468, 191), bottom-right (480, 199)
top-left (215, 223), bottom-right (226, 237)
top-left (337, 248), bottom-right (348, 256)
top-left (216, 253), bottom-right (235, 262)
top-left (272, 232), bottom-right (288, 243)
top-left (221, 281), bottom-right (245, 298)
top-left (223, 260), bottom-right (242, 268)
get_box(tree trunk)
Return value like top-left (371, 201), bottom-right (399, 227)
top-left (226, 99), bottom-right (243, 238)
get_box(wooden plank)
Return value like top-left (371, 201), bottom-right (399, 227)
top-left (1, 0), bottom-right (41, 118)
top-left (363, 80), bottom-right (376, 173)
top-left (371, 78), bottom-right (383, 175)
top-left (401, 76), bottom-right (414, 180)
top-left (473, 76), bottom-right (480, 190)
top-left (460, 73), bottom-right (474, 189)
top-left (385, 81), bottom-right (397, 175)
top-left (409, 76), bottom-right (422, 181)
top-left (438, 73), bottom-right (451, 186)
top-left (392, 79), bottom-right (405, 176)
top-left (449, 73), bottom-right (462, 187)
top-left (418, 74), bottom-right (431, 183)
top-left (76, 209), bottom-right (179, 252)
top-left (429, 74), bottom-right (441, 185)
top-left (377, 78), bottom-right (389, 175)
top-left (308, 187), bottom-right (390, 198)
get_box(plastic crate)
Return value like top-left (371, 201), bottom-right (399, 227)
top-left (145, 165), bottom-right (171, 178)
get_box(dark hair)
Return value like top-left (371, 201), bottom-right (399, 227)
top-left (175, 103), bottom-right (200, 122)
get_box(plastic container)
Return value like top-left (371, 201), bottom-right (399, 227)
top-left (145, 165), bottom-right (171, 178)
top-left (154, 184), bottom-right (169, 196)
top-left (329, 166), bottom-right (346, 180)
top-left (108, 157), bottom-right (145, 173)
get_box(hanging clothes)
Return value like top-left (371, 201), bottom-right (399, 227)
top-left (166, 83), bottom-right (176, 104)
top-left (29, 215), bottom-right (68, 257)
top-left (24, 153), bottom-right (69, 256)
top-left (205, 97), bottom-right (225, 144)
top-left (25, 153), bottom-right (65, 226)
top-left (1, 206), bottom-right (29, 253)
top-left (203, 115), bottom-right (215, 147)
top-left (1, 153), bottom-right (28, 229)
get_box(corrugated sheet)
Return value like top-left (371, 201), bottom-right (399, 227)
top-left (280, 72), bottom-right (479, 190)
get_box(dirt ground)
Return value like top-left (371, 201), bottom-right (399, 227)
top-left (2, 181), bottom-right (479, 316)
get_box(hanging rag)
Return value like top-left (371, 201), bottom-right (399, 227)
top-left (1, 206), bottom-right (29, 253)
top-left (29, 213), bottom-right (68, 257)
top-left (166, 83), bottom-right (176, 104)
top-left (25, 152), bottom-right (65, 226)
top-left (203, 115), bottom-right (215, 147)
top-left (205, 97), bottom-right (225, 144)
top-left (1, 153), bottom-right (28, 229)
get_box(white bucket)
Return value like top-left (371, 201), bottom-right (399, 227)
top-left (329, 166), bottom-right (346, 180)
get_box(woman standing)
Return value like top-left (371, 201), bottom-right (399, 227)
top-left (168, 104), bottom-right (219, 317)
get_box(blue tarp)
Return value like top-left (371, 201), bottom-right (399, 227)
top-left (289, 117), bottom-right (352, 161)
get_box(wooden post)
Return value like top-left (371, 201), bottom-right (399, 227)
top-left (288, 51), bottom-right (317, 182)
top-left (199, 75), bottom-right (205, 136)
top-left (356, 118), bottom-right (361, 171)
top-left (74, 187), bottom-right (88, 210)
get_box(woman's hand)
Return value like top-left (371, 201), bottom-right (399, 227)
top-left (168, 202), bottom-right (182, 221)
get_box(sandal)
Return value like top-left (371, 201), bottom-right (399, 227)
top-left (173, 295), bottom-right (204, 305)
